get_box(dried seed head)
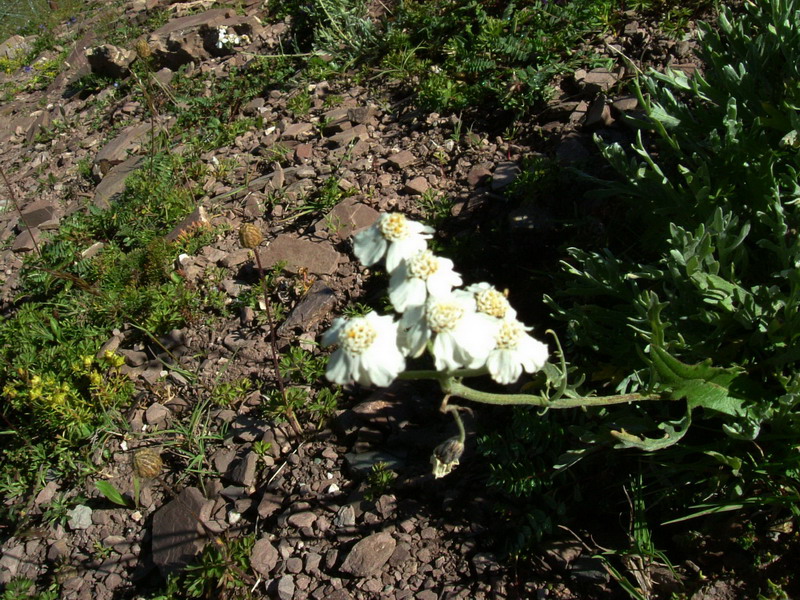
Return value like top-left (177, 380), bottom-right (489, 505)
top-left (431, 437), bottom-right (464, 479)
top-left (135, 39), bottom-right (152, 59)
top-left (132, 448), bottom-right (163, 479)
top-left (239, 223), bottom-right (264, 249)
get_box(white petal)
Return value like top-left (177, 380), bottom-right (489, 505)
top-left (325, 350), bottom-right (353, 384)
top-left (385, 236), bottom-right (429, 272)
top-left (398, 306), bottom-right (430, 357)
top-left (426, 259), bottom-right (462, 297)
top-left (451, 313), bottom-right (499, 367)
top-left (432, 332), bottom-right (461, 371)
top-left (487, 350), bottom-right (523, 384)
top-left (359, 346), bottom-right (405, 387)
top-left (406, 221), bottom-right (435, 237)
top-left (353, 226), bottom-right (387, 266)
top-left (517, 336), bottom-right (549, 373)
top-left (321, 317), bottom-right (347, 347)
top-left (389, 273), bottom-right (427, 312)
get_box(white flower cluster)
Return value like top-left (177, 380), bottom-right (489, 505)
top-left (323, 213), bottom-right (549, 387)
top-left (215, 27), bottom-right (249, 50)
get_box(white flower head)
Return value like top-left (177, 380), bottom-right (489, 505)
top-left (486, 318), bottom-right (549, 384)
top-left (322, 312), bottom-right (405, 387)
top-left (352, 213), bottom-right (434, 272)
top-left (461, 282), bottom-right (517, 320)
top-left (389, 249), bottom-right (462, 312)
top-left (400, 293), bottom-right (499, 371)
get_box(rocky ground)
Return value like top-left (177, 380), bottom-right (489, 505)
top-left (0, 1), bottom-right (730, 599)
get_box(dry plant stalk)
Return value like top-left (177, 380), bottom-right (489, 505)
top-left (239, 224), bottom-right (302, 435)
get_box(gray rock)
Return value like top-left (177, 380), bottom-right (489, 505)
top-left (584, 96), bottom-right (614, 128)
top-left (327, 124), bottom-right (368, 147)
top-left (0, 35), bottom-right (32, 60)
top-left (66, 505), bottom-right (93, 530)
top-left (571, 556), bottom-right (609, 584)
top-left (232, 415), bottom-right (268, 442)
top-left (86, 44), bottom-right (135, 78)
top-left (467, 164), bottom-right (492, 187)
top-left (286, 557), bottom-right (303, 573)
top-left (213, 447), bottom-right (237, 474)
top-left (228, 452), bottom-right (259, 487)
top-left (151, 487), bottom-right (209, 576)
top-left (276, 575), bottom-right (295, 600)
top-left (403, 176), bottom-right (428, 195)
top-left (20, 200), bottom-right (59, 229)
top-left (11, 228), bottom-right (40, 253)
top-left (579, 67), bottom-right (619, 94)
top-left (94, 123), bottom-right (151, 176)
top-left (146, 9), bottom-right (230, 70)
top-left (556, 135), bottom-right (591, 164)
top-left (304, 551), bottom-right (322, 573)
top-left (250, 537), bottom-right (279, 577)
top-left (34, 481), bottom-right (59, 506)
top-left (258, 235), bottom-right (343, 276)
top-left (282, 122), bottom-right (314, 139)
top-left (387, 150), bottom-right (416, 169)
top-left (314, 197), bottom-right (379, 242)
top-left (472, 552), bottom-right (501, 576)
top-left (334, 505), bottom-right (356, 528)
top-left (145, 402), bottom-right (170, 427)
top-left (339, 532), bottom-right (396, 577)
top-left (491, 161), bottom-right (521, 190)
top-left (277, 280), bottom-right (337, 336)
top-left (165, 206), bottom-right (209, 242)
top-left (611, 95), bottom-right (639, 114)
top-left (344, 450), bottom-right (405, 478)
top-left (288, 511), bottom-right (317, 529)
top-left (347, 106), bottom-right (374, 124)
top-left (93, 156), bottom-right (143, 208)
top-left (258, 492), bottom-right (283, 518)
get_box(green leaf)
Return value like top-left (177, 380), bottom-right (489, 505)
top-left (610, 412), bottom-right (691, 451)
top-left (95, 480), bottom-right (130, 507)
top-left (649, 345), bottom-right (747, 417)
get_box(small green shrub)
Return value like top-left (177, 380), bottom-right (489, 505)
top-left (536, 0), bottom-right (800, 522)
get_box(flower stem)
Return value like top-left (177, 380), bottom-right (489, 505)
top-left (441, 397), bottom-right (466, 444)
top-left (253, 250), bottom-right (302, 436)
top-left (443, 378), bottom-right (666, 409)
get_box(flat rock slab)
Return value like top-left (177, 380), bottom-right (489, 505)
top-left (387, 150), bottom-right (416, 169)
top-left (20, 200), bottom-right (60, 228)
top-left (491, 161), bottom-right (521, 190)
top-left (250, 537), bottom-right (279, 577)
top-left (315, 197), bottom-right (379, 242)
top-left (339, 532), bottom-right (396, 577)
top-left (149, 8), bottom-right (231, 38)
top-left (277, 280), bottom-right (336, 336)
top-left (151, 486), bottom-right (209, 577)
top-left (94, 123), bottom-right (152, 176)
top-left (258, 235), bottom-right (343, 275)
top-left (93, 156), bottom-right (143, 208)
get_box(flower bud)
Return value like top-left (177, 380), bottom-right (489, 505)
top-left (132, 448), bottom-right (163, 479)
top-left (239, 223), bottom-right (263, 249)
top-left (431, 437), bottom-right (464, 478)
top-left (135, 39), bottom-right (152, 59)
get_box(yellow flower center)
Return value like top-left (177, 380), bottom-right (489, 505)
top-left (341, 320), bottom-right (378, 354)
top-left (407, 250), bottom-right (439, 279)
top-left (475, 288), bottom-right (510, 318)
top-left (495, 320), bottom-right (524, 350)
top-left (379, 213), bottom-right (410, 241)
top-left (427, 301), bottom-right (464, 333)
